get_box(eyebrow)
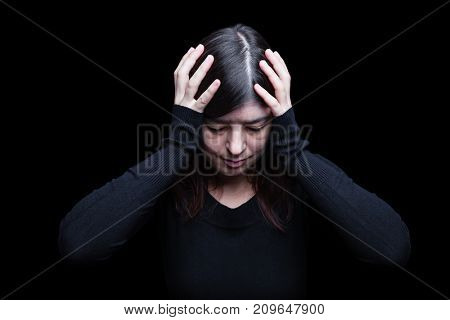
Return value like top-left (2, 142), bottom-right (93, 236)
top-left (205, 115), bottom-right (272, 125)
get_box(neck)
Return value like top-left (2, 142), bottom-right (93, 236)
top-left (209, 174), bottom-right (253, 194)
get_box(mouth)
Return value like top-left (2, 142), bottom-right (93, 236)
top-left (222, 156), bottom-right (251, 168)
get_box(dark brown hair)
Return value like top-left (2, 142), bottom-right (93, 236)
top-left (171, 23), bottom-right (296, 232)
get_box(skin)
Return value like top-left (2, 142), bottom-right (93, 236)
top-left (173, 44), bottom-right (293, 207)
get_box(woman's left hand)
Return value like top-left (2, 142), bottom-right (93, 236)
top-left (254, 49), bottom-right (292, 117)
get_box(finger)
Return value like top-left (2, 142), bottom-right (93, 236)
top-left (174, 48), bottom-right (195, 102)
top-left (193, 79), bottom-right (221, 110)
top-left (176, 44), bottom-right (205, 99)
top-left (259, 60), bottom-right (286, 102)
top-left (178, 44), bottom-right (204, 80)
top-left (274, 51), bottom-right (287, 69)
top-left (273, 51), bottom-right (292, 105)
top-left (253, 83), bottom-right (284, 116)
top-left (174, 47), bottom-right (195, 76)
top-left (265, 49), bottom-right (291, 84)
top-left (186, 55), bottom-right (215, 98)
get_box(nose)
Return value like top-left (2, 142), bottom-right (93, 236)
top-left (226, 126), bottom-right (246, 156)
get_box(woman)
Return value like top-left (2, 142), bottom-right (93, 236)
top-left (58, 24), bottom-right (411, 299)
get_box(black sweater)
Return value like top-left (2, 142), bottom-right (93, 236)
top-left (57, 105), bottom-right (411, 299)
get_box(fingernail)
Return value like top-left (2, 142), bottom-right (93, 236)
top-left (266, 48), bottom-right (273, 54)
top-left (196, 44), bottom-right (203, 49)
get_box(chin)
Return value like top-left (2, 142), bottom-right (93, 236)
top-left (220, 168), bottom-right (245, 176)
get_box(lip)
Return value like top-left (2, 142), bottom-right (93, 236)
top-left (222, 157), bottom-right (249, 168)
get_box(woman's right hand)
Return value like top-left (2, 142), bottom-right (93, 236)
top-left (174, 44), bottom-right (221, 113)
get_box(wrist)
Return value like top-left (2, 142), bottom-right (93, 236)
top-left (271, 107), bottom-right (297, 127)
top-left (172, 104), bottom-right (204, 129)
top-left (168, 104), bottom-right (203, 153)
top-left (269, 106), bottom-right (310, 154)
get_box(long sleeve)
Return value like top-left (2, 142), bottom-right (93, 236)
top-left (58, 105), bottom-right (203, 264)
top-left (270, 108), bottom-right (411, 266)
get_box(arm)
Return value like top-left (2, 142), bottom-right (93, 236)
top-left (270, 108), bottom-right (411, 266)
top-left (59, 43), bottom-right (220, 264)
top-left (58, 105), bottom-right (202, 264)
top-left (254, 48), bottom-right (411, 267)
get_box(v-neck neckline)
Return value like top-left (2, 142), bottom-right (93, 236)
top-left (200, 190), bottom-right (262, 229)
top-left (206, 189), bottom-right (257, 211)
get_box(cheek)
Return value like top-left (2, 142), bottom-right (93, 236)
top-left (247, 140), bottom-right (266, 154)
top-left (202, 131), bottom-right (224, 154)
top-left (247, 130), bottom-right (270, 153)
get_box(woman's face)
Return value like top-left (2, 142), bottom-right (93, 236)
top-left (201, 102), bottom-right (273, 176)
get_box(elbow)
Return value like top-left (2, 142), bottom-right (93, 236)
top-left (367, 200), bottom-right (412, 267)
top-left (58, 236), bottom-right (110, 266)
top-left (363, 223), bottom-right (412, 267)
top-left (378, 217), bottom-right (411, 267)
top-left (57, 228), bottom-right (91, 265)
top-left (356, 242), bottom-right (411, 267)
top-left (387, 224), bottom-right (411, 267)
top-left (57, 219), bottom-right (108, 266)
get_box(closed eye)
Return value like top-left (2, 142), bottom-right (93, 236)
top-left (206, 126), bottom-right (226, 132)
top-left (246, 122), bottom-right (270, 132)
top-left (246, 127), bottom-right (263, 132)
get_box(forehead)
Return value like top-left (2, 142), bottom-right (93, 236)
top-left (212, 102), bottom-right (271, 123)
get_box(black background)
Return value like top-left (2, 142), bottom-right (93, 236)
top-left (1, 0), bottom-right (449, 299)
